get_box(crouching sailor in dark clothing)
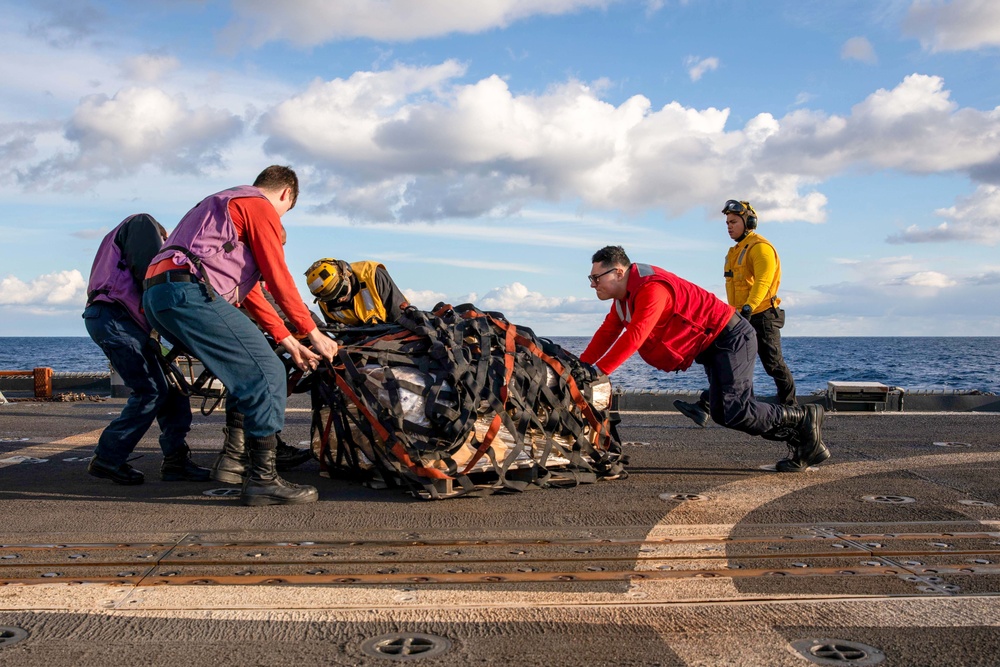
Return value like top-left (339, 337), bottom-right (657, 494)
top-left (142, 166), bottom-right (339, 506)
top-left (305, 258), bottom-right (410, 325)
top-left (579, 245), bottom-right (829, 473)
top-left (83, 213), bottom-right (211, 485)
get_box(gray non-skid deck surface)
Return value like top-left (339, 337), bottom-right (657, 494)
top-left (1, 397), bottom-right (999, 666)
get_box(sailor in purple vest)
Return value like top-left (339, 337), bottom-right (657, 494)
top-left (83, 213), bottom-right (212, 485)
top-left (143, 166), bottom-right (339, 506)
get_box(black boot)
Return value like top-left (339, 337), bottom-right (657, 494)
top-left (212, 412), bottom-right (248, 484)
top-left (161, 444), bottom-right (212, 481)
top-left (242, 435), bottom-right (319, 506)
top-left (764, 404), bottom-right (830, 472)
top-left (88, 456), bottom-right (144, 485)
top-left (275, 432), bottom-right (312, 471)
top-left (673, 392), bottom-right (710, 427)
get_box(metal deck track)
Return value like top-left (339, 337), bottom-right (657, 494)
top-left (2, 524), bottom-right (998, 595)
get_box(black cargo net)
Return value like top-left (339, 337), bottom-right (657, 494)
top-left (307, 304), bottom-right (627, 499)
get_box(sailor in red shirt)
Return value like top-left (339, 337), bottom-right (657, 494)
top-left (143, 166), bottom-right (339, 505)
top-left (580, 245), bottom-right (829, 472)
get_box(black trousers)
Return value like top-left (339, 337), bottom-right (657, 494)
top-left (696, 316), bottom-right (782, 436)
top-left (749, 308), bottom-right (797, 405)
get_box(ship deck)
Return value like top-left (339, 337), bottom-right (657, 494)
top-left (1, 395), bottom-right (999, 665)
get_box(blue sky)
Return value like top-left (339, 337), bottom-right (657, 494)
top-left (2, 0), bottom-right (999, 337)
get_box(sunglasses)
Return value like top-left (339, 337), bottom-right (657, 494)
top-left (588, 267), bottom-right (617, 285)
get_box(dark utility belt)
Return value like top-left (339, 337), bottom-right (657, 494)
top-left (143, 270), bottom-right (197, 290)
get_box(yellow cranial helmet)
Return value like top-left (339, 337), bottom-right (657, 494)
top-left (721, 199), bottom-right (758, 230)
top-left (305, 258), bottom-right (351, 302)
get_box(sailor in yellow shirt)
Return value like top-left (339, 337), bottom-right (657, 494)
top-left (675, 200), bottom-right (798, 427)
top-left (305, 259), bottom-right (410, 326)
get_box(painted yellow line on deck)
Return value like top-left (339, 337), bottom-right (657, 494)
top-left (0, 427), bottom-right (104, 467)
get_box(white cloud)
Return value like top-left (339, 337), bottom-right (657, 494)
top-left (471, 282), bottom-right (611, 336)
top-left (903, 0), bottom-right (1000, 52)
top-left (258, 62), bottom-right (758, 220)
top-left (120, 54), bottom-right (180, 83)
top-left (0, 270), bottom-right (86, 306)
top-left (259, 65), bottom-right (1000, 229)
top-left (901, 271), bottom-right (957, 288)
top-left (480, 282), bottom-right (568, 312)
top-left (476, 282), bottom-right (605, 314)
top-left (841, 36), bottom-right (878, 64)
top-left (792, 92), bottom-right (815, 107)
top-left (17, 86), bottom-right (244, 188)
top-left (402, 282), bottom-right (607, 335)
top-left (223, 0), bottom-right (622, 47)
top-left (795, 255), bottom-right (1000, 328)
top-left (5, 47), bottom-right (997, 252)
top-left (260, 60), bottom-right (469, 173)
top-left (403, 288), bottom-right (449, 310)
top-left (887, 184), bottom-right (1000, 245)
top-left (684, 55), bottom-right (719, 82)
top-left (755, 74), bottom-right (1000, 178)
top-left (67, 87), bottom-right (242, 170)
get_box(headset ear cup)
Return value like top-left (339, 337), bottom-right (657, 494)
top-left (746, 214), bottom-right (757, 230)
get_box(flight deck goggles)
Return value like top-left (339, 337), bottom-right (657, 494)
top-left (722, 200), bottom-right (748, 216)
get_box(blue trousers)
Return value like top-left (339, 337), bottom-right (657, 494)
top-left (83, 302), bottom-right (191, 465)
top-left (142, 281), bottom-right (286, 438)
top-left (697, 316), bottom-right (782, 435)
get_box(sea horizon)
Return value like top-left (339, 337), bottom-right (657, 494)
top-left (3, 335), bottom-right (999, 395)
top-left (4, 334), bottom-right (1000, 339)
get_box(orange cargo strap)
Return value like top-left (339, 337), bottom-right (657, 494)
top-left (459, 321), bottom-right (517, 475)
top-left (463, 311), bottom-right (611, 450)
top-left (333, 372), bottom-right (451, 481)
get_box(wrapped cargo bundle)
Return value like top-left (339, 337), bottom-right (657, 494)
top-left (309, 303), bottom-right (627, 499)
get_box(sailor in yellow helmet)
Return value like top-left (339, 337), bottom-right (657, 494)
top-left (305, 259), bottom-right (410, 325)
top-left (675, 200), bottom-right (798, 427)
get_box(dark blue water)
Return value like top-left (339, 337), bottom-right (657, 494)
top-left (0, 337), bottom-right (110, 374)
top-left (2, 336), bottom-right (998, 394)
top-left (550, 336), bottom-right (1000, 395)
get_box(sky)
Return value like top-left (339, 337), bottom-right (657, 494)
top-left (1, 0), bottom-right (1000, 338)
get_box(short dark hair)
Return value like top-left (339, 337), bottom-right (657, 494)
top-left (253, 165), bottom-right (299, 210)
top-left (591, 245), bottom-right (630, 268)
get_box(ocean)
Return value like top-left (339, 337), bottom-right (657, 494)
top-left (1, 336), bottom-right (998, 395)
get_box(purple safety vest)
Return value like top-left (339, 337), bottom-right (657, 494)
top-left (148, 185), bottom-right (268, 305)
top-left (86, 214), bottom-right (152, 331)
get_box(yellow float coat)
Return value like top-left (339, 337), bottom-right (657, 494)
top-left (724, 232), bottom-right (781, 314)
top-left (318, 261), bottom-right (389, 325)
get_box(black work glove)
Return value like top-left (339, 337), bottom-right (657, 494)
top-left (571, 362), bottom-right (598, 386)
top-left (740, 305), bottom-right (752, 319)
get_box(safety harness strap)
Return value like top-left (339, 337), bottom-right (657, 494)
top-left (158, 244), bottom-right (221, 300)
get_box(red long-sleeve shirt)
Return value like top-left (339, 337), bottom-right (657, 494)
top-left (580, 282), bottom-right (673, 374)
top-left (229, 197), bottom-right (316, 342)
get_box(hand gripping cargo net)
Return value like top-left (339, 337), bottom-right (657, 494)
top-left (308, 303), bottom-right (628, 499)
